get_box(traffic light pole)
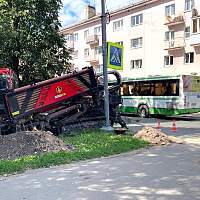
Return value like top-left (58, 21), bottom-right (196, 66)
top-left (100, 0), bottom-right (113, 130)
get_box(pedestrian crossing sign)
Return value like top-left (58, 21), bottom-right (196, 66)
top-left (107, 42), bottom-right (123, 70)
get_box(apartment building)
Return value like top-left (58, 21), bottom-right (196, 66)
top-left (60, 0), bottom-right (200, 78)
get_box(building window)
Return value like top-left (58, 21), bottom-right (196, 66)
top-left (164, 56), bottom-right (174, 66)
top-left (192, 18), bottom-right (200, 33)
top-left (84, 48), bottom-right (89, 57)
top-left (96, 65), bottom-right (103, 73)
top-left (165, 4), bottom-right (175, 16)
top-left (65, 33), bottom-right (74, 41)
top-left (193, 19), bottom-right (197, 33)
top-left (95, 47), bottom-right (98, 55)
top-left (130, 59), bottom-right (142, 69)
top-left (94, 26), bottom-right (102, 35)
top-left (113, 20), bottom-right (123, 31)
top-left (99, 46), bottom-right (102, 54)
top-left (165, 31), bottom-right (175, 41)
top-left (131, 14), bottom-right (143, 26)
top-left (131, 37), bottom-right (143, 48)
top-left (184, 52), bottom-right (194, 63)
top-left (84, 29), bottom-right (89, 39)
top-left (95, 46), bottom-right (102, 55)
top-left (185, 0), bottom-right (194, 11)
top-left (185, 27), bottom-right (190, 38)
top-left (74, 33), bottom-right (78, 41)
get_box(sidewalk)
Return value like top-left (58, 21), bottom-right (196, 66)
top-left (0, 140), bottom-right (199, 200)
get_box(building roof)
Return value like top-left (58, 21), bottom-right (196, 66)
top-left (60, 0), bottom-right (160, 34)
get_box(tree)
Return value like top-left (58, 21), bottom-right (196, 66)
top-left (0, 0), bottom-right (71, 85)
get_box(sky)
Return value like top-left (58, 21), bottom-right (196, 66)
top-left (59, 0), bottom-right (141, 27)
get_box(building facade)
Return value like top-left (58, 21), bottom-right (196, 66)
top-left (60, 0), bottom-right (200, 78)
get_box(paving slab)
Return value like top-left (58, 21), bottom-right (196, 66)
top-left (0, 142), bottom-right (199, 200)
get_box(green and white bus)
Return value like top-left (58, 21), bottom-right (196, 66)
top-left (119, 75), bottom-right (200, 117)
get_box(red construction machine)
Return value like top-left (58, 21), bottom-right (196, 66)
top-left (0, 67), bottom-right (126, 134)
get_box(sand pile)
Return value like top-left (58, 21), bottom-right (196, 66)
top-left (134, 126), bottom-right (184, 145)
top-left (0, 131), bottom-right (72, 160)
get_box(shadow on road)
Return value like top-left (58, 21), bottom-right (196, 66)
top-left (1, 143), bottom-right (199, 200)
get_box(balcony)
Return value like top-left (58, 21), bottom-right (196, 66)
top-left (90, 54), bottom-right (99, 64)
top-left (164, 14), bottom-right (185, 26)
top-left (190, 33), bottom-right (200, 46)
top-left (164, 37), bottom-right (185, 50)
top-left (85, 54), bottom-right (99, 64)
top-left (86, 35), bottom-right (99, 45)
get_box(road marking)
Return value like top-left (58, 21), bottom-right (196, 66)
top-left (127, 124), bottom-right (142, 127)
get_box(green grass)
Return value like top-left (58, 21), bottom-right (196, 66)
top-left (0, 129), bottom-right (149, 176)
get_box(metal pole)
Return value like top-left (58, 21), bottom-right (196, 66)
top-left (100, 0), bottom-right (112, 130)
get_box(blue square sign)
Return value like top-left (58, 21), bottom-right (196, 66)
top-left (107, 42), bottom-right (123, 70)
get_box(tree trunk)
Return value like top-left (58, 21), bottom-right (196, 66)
top-left (11, 56), bottom-right (21, 86)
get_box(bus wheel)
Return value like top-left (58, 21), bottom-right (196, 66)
top-left (138, 105), bottom-right (149, 118)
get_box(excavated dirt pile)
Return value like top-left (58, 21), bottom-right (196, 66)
top-left (134, 126), bottom-right (184, 145)
top-left (0, 131), bottom-right (72, 160)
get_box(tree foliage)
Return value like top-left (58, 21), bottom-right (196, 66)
top-left (0, 0), bottom-right (71, 85)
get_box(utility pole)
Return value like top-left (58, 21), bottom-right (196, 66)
top-left (100, 0), bottom-right (112, 130)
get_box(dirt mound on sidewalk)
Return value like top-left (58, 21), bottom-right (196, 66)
top-left (134, 126), bottom-right (184, 145)
top-left (0, 131), bottom-right (72, 160)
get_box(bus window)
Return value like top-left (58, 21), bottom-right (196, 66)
top-left (120, 86), bottom-right (124, 96)
top-left (131, 82), bottom-right (138, 95)
top-left (150, 84), bottom-right (155, 96)
top-left (153, 80), bottom-right (179, 96)
top-left (169, 81), bottom-right (178, 95)
top-left (122, 84), bottom-right (130, 95)
top-left (140, 82), bottom-right (151, 96)
top-left (129, 85), bottom-right (134, 95)
top-left (155, 83), bottom-right (163, 96)
top-left (161, 83), bottom-right (166, 95)
top-left (121, 79), bottom-right (179, 96)
top-left (171, 83), bottom-right (176, 95)
top-left (129, 83), bottom-right (137, 95)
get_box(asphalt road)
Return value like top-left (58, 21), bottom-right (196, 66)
top-left (122, 112), bottom-right (200, 139)
top-left (0, 113), bottom-right (200, 200)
